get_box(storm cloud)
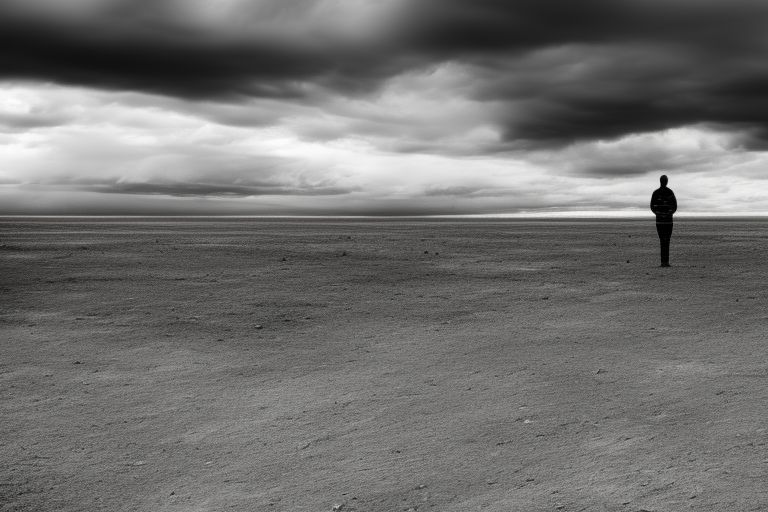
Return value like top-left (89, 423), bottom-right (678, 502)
top-left (3, 1), bottom-right (768, 214)
top-left (4, 0), bottom-right (768, 146)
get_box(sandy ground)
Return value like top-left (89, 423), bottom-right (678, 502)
top-left (1, 217), bottom-right (767, 512)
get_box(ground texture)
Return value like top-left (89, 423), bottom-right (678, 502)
top-left (1, 218), bottom-right (767, 512)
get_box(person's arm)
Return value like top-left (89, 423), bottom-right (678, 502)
top-left (670, 191), bottom-right (677, 215)
top-left (650, 191), bottom-right (659, 214)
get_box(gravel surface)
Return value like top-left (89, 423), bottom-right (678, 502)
top-left (2, 217), bottom-right (767, 512)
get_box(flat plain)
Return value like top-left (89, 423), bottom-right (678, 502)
top-left (2, 217), bottom-right (767, 512)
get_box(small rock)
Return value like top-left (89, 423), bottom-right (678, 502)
top-left (424, 250), bottom-right (429, 254)
top-left (342, 251), bottom-right (347, 256)
top-left (332, 504), bottom-right (345, 511)
top-left (73, 361), bottom-right (82, 365)
top-left (596, 368), bottom-right (605, 374)
top-left (255, 324), bottom-right (263, 329)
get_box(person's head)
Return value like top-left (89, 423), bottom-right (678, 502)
top-left (660, 175), bottom-right (668, 187)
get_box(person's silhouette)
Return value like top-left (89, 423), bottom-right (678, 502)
top-left (650, 175), bottom-right (677, 267)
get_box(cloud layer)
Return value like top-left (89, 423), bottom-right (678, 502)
top-left (5, 0), bottom-right (768, 145)
top-left (2, 0), bottom-right (768, 214)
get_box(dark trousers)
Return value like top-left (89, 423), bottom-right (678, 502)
top-left (656, 223), bottom-right (673, 265)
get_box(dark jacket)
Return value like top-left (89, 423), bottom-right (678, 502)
top-left (650, 186), bottom-right (677, 223)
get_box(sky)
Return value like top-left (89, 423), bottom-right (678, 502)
top-left (2, 0), bottom-right (768, 216)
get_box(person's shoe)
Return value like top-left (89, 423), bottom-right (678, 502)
top-left (660, 263), bottom-right (671, 267)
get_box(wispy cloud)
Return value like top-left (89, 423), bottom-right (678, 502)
top-left (80, 181), bottom-right (356, 197)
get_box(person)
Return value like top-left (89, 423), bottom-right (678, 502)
top-left (650, 175), bottom-right (677, 267)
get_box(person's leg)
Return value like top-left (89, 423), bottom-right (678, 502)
top-left (657, 223), bottom-right (673, 266)
top-left (656, 223), bottom-right (663, 264)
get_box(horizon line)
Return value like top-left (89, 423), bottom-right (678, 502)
top-left (3, 212), bottom-right (768, 220)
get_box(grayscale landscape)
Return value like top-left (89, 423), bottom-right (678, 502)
top-left (2, 217), bottom-right (767, 512)
top-left (5, 1), bottom-right (768, 510)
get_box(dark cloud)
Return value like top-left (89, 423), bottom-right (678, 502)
top-left (0, 111), bottom-right (70, 130)
top-left (0, 0), bottom-right (407, 99)
top-left (486, 50), bottom-right (768, 148)
top-left (3, 0), bottom-right (768, 147)
top-left (0, 17), bottom-right (328, 100)
top-left (394, 0), bottom-right (768, 54)
top-left (399, 0), bottom-right (768, 147)
top-left (82, 181), bottom-right (356, 197)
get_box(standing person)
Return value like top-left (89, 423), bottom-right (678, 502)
top-left (650, 175), bottom-right (677, 267)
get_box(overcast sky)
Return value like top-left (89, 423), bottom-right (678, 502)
top-left (2, 0), bottom-right (768, 215)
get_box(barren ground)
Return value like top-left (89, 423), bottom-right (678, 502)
top-left (2, 218), bottom-right (767, 512)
